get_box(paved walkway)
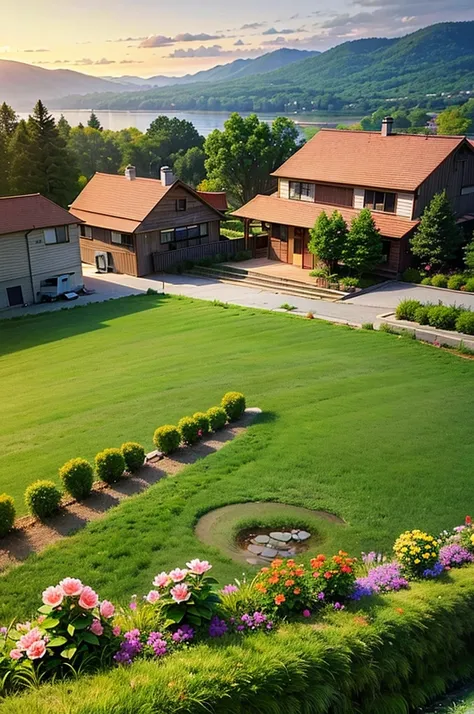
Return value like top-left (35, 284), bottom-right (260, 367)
top-left (346, 281), bottom-right (474, 310)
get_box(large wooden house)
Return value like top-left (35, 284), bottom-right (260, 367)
top-left (234, 119), bottom-right (474, 276)
top-left (70, 167), bottom-right (226, 277)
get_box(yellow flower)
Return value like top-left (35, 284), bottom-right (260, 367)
top-left (423, 553), bottom-right (430, 559)
top-left (414, 558), bottom-right (421, 564)
top-left (431, 553), bottom-right (437, 558)
top-left (425, 545), bottom-right (431, 550)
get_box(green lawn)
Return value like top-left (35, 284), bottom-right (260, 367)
top-left (0, 294), bottom-right (474, 621)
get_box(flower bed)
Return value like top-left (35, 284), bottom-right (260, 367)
top-left (395, 299), bottom-right (474, 335)
top-left (2, 516), bottom-right (474, 706)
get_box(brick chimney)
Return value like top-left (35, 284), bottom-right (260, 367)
top-left (125, 165), bottom-right (136, 181)
top-left (160, 166), bottom-right (175, 187)
top-left (381, 117), bottom-right (394, 137)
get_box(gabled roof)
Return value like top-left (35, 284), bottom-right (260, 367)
top-left (0, 194), bottom-right (79, 237)
top-left (232, 194), bottom-right (419, 240)
top-left (197, 191), bottom-right (228, 212)
top-left (272, 130), bottom-right (472, 192)
top-left (70, 172), bottom-right (225, 234)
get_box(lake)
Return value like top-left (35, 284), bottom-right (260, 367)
top-left (18, 109), bottom-right (363, 136)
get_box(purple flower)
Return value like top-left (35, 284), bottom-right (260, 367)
top-left (220, 584), bottom-right (239, 595)
top-left (0, 627), bottom-right (7, 637)
top-left (114, 629), bottom-right (142, 665)
top-left (209, 616), bottom-right (228, 638)
top-left (439, 544), bottom-right (473, 569)
top-left (147, 631), bottom-right (168, 657)
top-left (233, 611), bottom-right (270, 632)
top-left (422, 562), bottom-right (444, 579)
top-left (352, 563), bottom-right (409, 599)
top-left (333, 602), bottom-right (344, 611)
top-left (317, 592), bottom-right (325, 601)
top-left (302, 609), bottom-right (311, 618)
top-left (171, 624), bottom-right (194, 643)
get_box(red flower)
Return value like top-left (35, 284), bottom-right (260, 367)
top-left (466, 516), bottom-right (472, 526)
top-left (324, 572), bottom-right (332, 580)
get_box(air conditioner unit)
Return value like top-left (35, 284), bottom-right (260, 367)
top-left (95, 252), bottom-right (108, 273)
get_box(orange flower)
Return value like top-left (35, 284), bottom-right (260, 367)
top-left (353, 616), bottom-right (368, 627)
top-left (268, 575), bottom-right (279, 585)
top-left (324, 571), bottom-right (332, 579)
top-left (255, 583), bottom-right (267, 593)
top-left (341, 566), bottom-right (352, 574)
top-left (395, 608), bottom-right (404, 615)
top-left (294, 568), bottom-right (305, 577)
top-left (287, 559), bottom-right (296, 567)
top-left (310, 556), bottom-right (326, 569)
top-left (280, 569), bottom-right (287, 576)
top-left (293, 588), bottom-right (301, 595)
top-left (274, 594), bottom-right (286, 606)
top-left (338, 550), bottom-right (348, 557)
top-left (261, 567), bottom-right (269, 573)
top-left (312, 571), bottom-right (320, 578)
top-left (284, 579), bottom-right (295, 587)
top-left (271, 559), bottom-right (284, 568)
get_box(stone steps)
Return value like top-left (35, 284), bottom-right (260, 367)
top-left (189, 265), bottom-right (347, 302)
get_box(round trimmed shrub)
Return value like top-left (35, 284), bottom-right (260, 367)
top-left (121, 442), bottom-right (145, 472)
top-left (153, 425), bottom-right (181, 455)
top-left (463, 278), bottom-right (474, 293)
top-left (455, 311), bottom-right (474, 335)
top-left (25, 480), bottom-right (62, 520)
top-left (193, 412), bottom-right (210, 436)
top-left (395, 299), bottom-right (421, 322)
top-left (427, 305), bottom-right (460, 330)
top-left (414, 305), bottom-right (431, 325)
top-left (95, 448), bottom-right (125, 485)
top-left (178, 416), bottom-right (200, 446)
top-left (431, 274), bottom-right (448, 288)
top-left (59, 458), bottom-right (94, 500)
top-left (207, 406), bottom-right (228, 431)
top-left (421, 277), bottom-right (432, 285)
top-left (221, 392), bottom-right (246, 422)
top-left (0, 494), bottom-right (15, 537)
top-left (447, 274), bottom-right (466, 291)
top-left (401, 268), bottom-right (421, 284)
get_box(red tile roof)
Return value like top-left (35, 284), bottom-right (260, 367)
top-left (0, 194), bottom-right (79, 237)
top-left (272, 130), bottom-right (471, 192)
top-left (197, 191), bottom-right (228, 211)
top-left (232, 194), bottom-right (419, 240)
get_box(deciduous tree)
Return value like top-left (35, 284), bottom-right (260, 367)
top-left (342, 209), bottom-right (383, 275)
top-left (173, 147), bottom-right (206, 187)
top-left (309, 210), bottom-right (347, 271)
top-left (436, 108), bottom-right (471, 135)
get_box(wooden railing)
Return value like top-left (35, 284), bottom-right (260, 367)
top-left (152, 238), bottom-right (246, 273)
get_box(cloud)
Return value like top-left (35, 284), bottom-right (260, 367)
top-left (167, 44), bottom-right (225, 58)
top-left (262, 37), bottom-right (288, 46)
top-left (174, 33), bottom-right (222, 42)
top-left (139, 35), bottom-right (174, 48)
top-left (107, 36), bottom-right (146, 42)
top-left (120, 59), bottom-right (144, 64)
top-left (262, 27), bottom-right (299, 35)
top-left (234, 39), bottom-right (246, 46)
top-left (72, 57), bottom-right (116, 66)
top-left (240, 22), bottom-right (266, 30)
top-left (23, 48), bottom-right (49, 52)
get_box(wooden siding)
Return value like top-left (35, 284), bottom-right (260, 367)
top-left (137, 220), bottom-right (220, 276)
top-left (80, 226), bottom-right (138, 276)
top-left (314, 184), bottom-right (353, 207)
top-left (279, 179), bottom-right (289, 199)
top-left (353, 188), bottom-right (365, 209)
top-left (415, 144), bottom-right (474, 218)
top-left (396, 193), bottom-right (414, 219)
top-left (152, 238), bottom-right (245, 272)
top-left (0, 233), bottom-right (29, 282)
top-left (138, 184), bottom-right (221, 233)
top-left (269, 238), bottom-right (288, 263)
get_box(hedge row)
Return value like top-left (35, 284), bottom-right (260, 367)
top-left (396, 299), bottom-right (474, 335)
top-left (153, 392), bottom-right (246, 455)
top-left (0, 392), bottom-right (246, 533)
top-left (402, 269), bottom-right (474, 292)
top-left (3, 568), bottom-right (474, 714)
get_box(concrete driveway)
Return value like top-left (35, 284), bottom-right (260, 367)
top-left (346, 281), bottom-right (474, 311)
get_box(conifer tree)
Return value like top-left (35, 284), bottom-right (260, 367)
top-left (57, 114), bottom-right (72, 141)
top-left (410, 191), bottom-right (463, 269)
top-left (27, 100), bottom-right (79, 206)
top-left (342, 208), bottom-right (383, 275)
top-left (8, 120), bottom-right (37, 196)
top-left (0, 102), bottom-right (18, 139)
top-left (0, 131), bottom-right (10, 195)
top-left (88, 112), bottom-right (102, 131)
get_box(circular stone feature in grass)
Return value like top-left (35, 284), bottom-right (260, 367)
top-left (195, 502), bottom-right (345, 566)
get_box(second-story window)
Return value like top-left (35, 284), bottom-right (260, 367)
top-left (289, 182), bottom-right (313, 202)
top-left (111, 231), bottom-right (134, 248)
top-left (44, 226), bottom-right (70, 244)
top-left (176, 199), bottom-right (187, 212)
top-left (364, 190), bottom-right (396, 213)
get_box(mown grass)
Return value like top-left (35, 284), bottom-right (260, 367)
top-left (0, 294), bottom-right (474, 622)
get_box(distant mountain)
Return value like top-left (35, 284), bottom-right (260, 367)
top-left (0, 60), bottom-right (135, 108)
top-left (55, 22), bottom-right (474, 113)
top-left (101, 49), bottom-right (320, 89)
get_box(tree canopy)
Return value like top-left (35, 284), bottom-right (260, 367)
top-left (410, 191), bottom-right (464, 269)
top-left (435, 108), bottom-right (471, 135)
top-left (342, 209), bottom-right (383, 275)
top-left (308, 210), bottom-right (348, 271)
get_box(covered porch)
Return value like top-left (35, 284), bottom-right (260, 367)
top-left (221, 257), bottom-right (317, 284)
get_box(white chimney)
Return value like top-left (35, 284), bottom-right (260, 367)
top-left (381, 117), bottom-right (394, 137)
top-left (160, 166), bottom-right (175, 187)
top-left (125, 165), bottom-right (137, 181)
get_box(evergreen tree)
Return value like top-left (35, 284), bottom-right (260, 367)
top-left (0, 131), bottom-right (10, 195)
top-left (0, 102), bottom-right (18, 139)
top-left (410, 191), bottom-right (463, 269)
top-left (308, 210), bottom-right (347, 272)
top-left (8, 120), bottom-right (37, 196)
top-left (27, 100), bottom-right (79, 206)
top-left (57, 115), bottom-right (72, 141)
top-left (342, 209), bottom-right (383, 275)
top-left (87, 112), bottom-right (102, 131)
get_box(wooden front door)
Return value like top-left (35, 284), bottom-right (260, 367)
top-left (293, 237), bottom-right (303, 267)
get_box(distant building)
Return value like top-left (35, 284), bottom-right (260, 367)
top-left (0, 194), bottom-right (82, 309)
top-left (234, 118), bottom-right (474, 276)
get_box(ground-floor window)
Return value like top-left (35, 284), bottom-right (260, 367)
top-left (6, 285), bottom-right (24, 306)
top-left (160, 223), bottom-right (209, 246)
top-left (111, 231), bottom-right (134, 248)
top-left (381, 239), bottom-right (391, 263)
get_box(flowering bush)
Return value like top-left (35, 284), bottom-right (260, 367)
top-left (114, 624), bottom-right (194, 666)
top-left (352, 563), bottom-right (409, 600)
top-left (206, 406), bottom-right (227, 431)
top-left (153, 425), bottom-right (181, 455)
top-left (94, 448), bottom-right (125, 485)
top-left (177, 417), bottom-right (200, 446)
top-left (193, 412), bottom-right (210, 436)
top-left (120, 442), bottom-right (145, 473)
top-left (221, 392), bottom-right (246, 422)
top-left (459, 516), bottom-right (474, 553)
top-left (393, 530), bottom-right (439, 578)
top-left (439, 544), bottom-right (473, 569)
top-left (310, 551), bottom-right (356, 603)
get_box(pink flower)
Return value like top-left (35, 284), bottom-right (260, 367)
top-left (42, 585), bottom-right (64, 608)
top-left (37, 615), bottom-right (46, 624)
top-left (186, 559), bottom-right (212, 575)
top-left (99, 600), bottom-right (115, 619)
top-left (59, 577), bottom-right (83, 597)
top-left (302, 609), bottom-right (311, 618)
top-left (169, 568), bottom-right (188, 583)
top-left (18, 627), bottom-right (42, 651)
top-left (10, 649), bottom-right (23, 660)
top-left (26, 640), bottom-right (47, 660)
top-left (170, 583), bottom-right (191, 604)
top-left (90, 619), bottom-right (104, 637)
top-left (78, 586), bottom-right (99, 610)
top-left (16, 621), bottom-right (31, 632)
top-left (112, 626), bottom-right (121, 637)
top-left (153, 572), bottom-right (171, 588)
top-left (146, 590), bottom-right (160, 604)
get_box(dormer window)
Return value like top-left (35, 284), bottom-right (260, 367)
top-left (289, 182), bottom-right (313, 202)
top-left (364, 190), bottom-right (396, 213)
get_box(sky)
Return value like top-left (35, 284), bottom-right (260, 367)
top-left (1, 0), bottom-right (473, 77)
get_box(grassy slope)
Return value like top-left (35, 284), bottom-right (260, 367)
top-left (0, 294), bottom-right (473, 620)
